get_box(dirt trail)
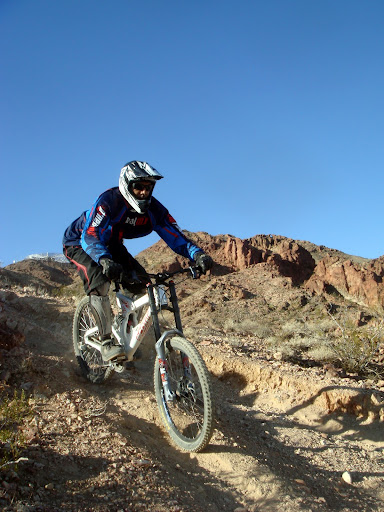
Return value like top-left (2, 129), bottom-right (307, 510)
top-left (1, 291), bottom-right (384, 511)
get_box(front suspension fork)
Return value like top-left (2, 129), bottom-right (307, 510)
top-left (155, 329), bottom-right (192, 402)
top-left (148, 283), bottom-right (192, 402)
top-left (166, 281), bottom-right (191, 379)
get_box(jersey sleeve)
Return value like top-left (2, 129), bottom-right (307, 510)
top-left (150, 200), bottom-right (203, 261)
top-left (81, 194), bottom-right (114, 263)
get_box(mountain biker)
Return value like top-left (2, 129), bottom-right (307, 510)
top-left (62, 160), bottom-right (213, 361)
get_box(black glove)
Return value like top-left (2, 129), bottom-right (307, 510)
top-left (121, 269), bottom-right (143, 286)
top-left (100, 258), bottom-right (123, 281)
top-left (193, 252), bottom-right (213, 274)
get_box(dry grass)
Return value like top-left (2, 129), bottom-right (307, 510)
top-left (0, 390), bottom-right (32, 471)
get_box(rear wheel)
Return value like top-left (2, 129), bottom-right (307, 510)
top-left (73, 296), bottom-right (114, 384)
top-left (154, 336), bottom-right (214, 452)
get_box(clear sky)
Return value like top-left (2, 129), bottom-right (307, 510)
top-left (1, 0), bottom-right (383, 266)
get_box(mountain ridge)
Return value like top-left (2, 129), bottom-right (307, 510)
top-left (5, 232), bottom-right (383, 310)
top-left (136, 231), bottom-right (384, 311)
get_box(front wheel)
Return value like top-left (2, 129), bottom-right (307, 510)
top-left (73, 296), bottom-right (114, 384)
top-left (154, 336), bottom-right (214, 452)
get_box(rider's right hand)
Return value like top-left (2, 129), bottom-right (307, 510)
top-left (100, 258), bottom-right (123, 281)
top-left (121, 269), bottom-right (143, 286)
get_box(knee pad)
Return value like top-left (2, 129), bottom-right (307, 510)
top-left (89, 295), bottom-right (112, 336)
top-left (94, 282), bottom-right (110, 297)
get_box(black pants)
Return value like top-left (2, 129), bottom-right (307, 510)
top-left (63, 244), bottom-right (149, 296)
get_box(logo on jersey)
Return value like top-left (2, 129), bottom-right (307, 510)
top-left (125, 216), bottom-right (148, 226)
top-left (91, 206), bottom-right (106, 228)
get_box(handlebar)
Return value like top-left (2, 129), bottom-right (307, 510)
top-left (148, 265), bottom-right (201, 284)
top-left (113, 265), bottom-right (201, 289)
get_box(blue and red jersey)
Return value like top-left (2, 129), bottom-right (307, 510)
top-left (63, 187), bottom-right (202, 264)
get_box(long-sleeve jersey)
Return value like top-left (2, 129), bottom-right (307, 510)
top-left (62, 187), bottom-right (202, 264)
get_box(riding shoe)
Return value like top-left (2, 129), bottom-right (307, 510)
top-left (101, 341), bottom-right (125, 361)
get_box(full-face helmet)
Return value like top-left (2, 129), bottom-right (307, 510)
top-left (119, 161), bottom-right (163, 213)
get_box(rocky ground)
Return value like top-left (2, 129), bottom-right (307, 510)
top-left (0, 236), bottom-right (384, 511)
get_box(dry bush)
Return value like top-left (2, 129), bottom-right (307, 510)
top-left (267, 331), bottom-right (332, 362)
top-left (223, 316), bottom-right (272, 338)
top-left (267, 304), bottom-right (384, 377)
top-left (54, 280), bottom-right (84, 298)
top-left (324, 307), bottom-right (384, 375)
top-left (266, 316), bottom-right (329, 361)
top-left (265, 308), bottom-right (366, 367)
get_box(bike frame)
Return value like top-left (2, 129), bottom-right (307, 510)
top-left (83, 267), bottom-right (198, 402)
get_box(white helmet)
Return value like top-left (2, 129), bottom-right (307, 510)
top-left (119, 161), bottom-right (163, 213)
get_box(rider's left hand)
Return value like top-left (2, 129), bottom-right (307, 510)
top-left (193, 252), bottom-right (213, 274)
top-left (121, 269), bottom-right (143, 286)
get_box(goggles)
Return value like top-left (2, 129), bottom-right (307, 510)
top-left (131, 181), bottom-right (155, 192)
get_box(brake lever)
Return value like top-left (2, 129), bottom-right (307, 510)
top-left (189, 266), bottom-right (200, 279)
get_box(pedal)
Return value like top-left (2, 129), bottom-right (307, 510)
top-left (101, 342), bottom-right (126, 362)
top-left (112, 361), bottom-right (125, 373)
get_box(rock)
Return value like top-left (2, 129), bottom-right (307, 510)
top-left (306, 255), bottom-right (384, 309)
top-left (371, 393), bottom-right (384, 406)
top-left (273, 352), bottom-right (283, 361)
top-left (0, 321), bottom-right (25, 350)
top-left (135, 459), bottom-right (151, 466)
top-left (0, 370), bottom-right (11, 382)
top-left (223, 236), bottom-right (263, 270)
top-left (342, 471), bottom-right (353, 484)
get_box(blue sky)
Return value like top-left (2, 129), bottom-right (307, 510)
top-left (1, 0), bottom-right (383, 266)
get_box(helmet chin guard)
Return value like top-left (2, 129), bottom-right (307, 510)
top-left (119, 161), bottom-right (163, 213)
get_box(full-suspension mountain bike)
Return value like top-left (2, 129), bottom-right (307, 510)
top-left (72, 266), bottom-right (214, 453)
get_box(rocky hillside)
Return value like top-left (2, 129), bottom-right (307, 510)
top-left (138, 231), bottom-right (384, 311)
top-left (4, 232), bottom-right (383, 311)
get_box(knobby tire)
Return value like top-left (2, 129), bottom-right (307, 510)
top-left (73, 296), bottom-right (114, 384)
top-left (154, 336), bottom-right (214, 452)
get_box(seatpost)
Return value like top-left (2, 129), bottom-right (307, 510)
top-left (168, 280), bottom-right (183, 333)
top-left (147, 284), bottom-right (162, 340)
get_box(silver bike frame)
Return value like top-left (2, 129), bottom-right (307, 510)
top-left (83, 283), bottom-right (185, 401)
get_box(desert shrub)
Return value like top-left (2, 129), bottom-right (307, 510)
top-left (0, 390), bottom-right (31, 470)
top-left (324, 307), bottom-right (384, 375)
top-left (267, 315), bottom-right (341, 365)
top-left (252, 324), bottom-right (273, 339)
top-left (267, 331), bottom-right (332, 362)
top-left (223, 316), bottom-right (272, 338)
top-left (305, 344), bottom-right (336, 363)
top-left (266, 306), bottom-right (384, 376)
top-left (53, 280), bottom-right (84, 298)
